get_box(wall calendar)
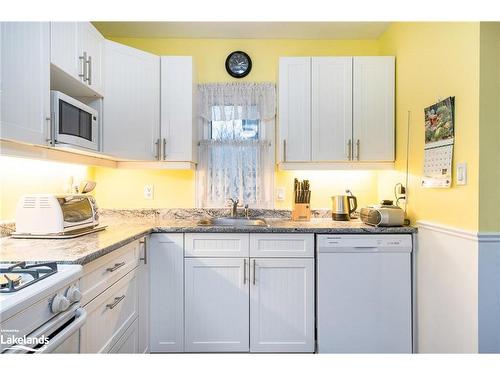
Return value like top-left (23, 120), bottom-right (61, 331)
top-left (422, 96), bottom-right (455, 188)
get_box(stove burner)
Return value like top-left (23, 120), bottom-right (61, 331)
top-left (0, 262), bottom-right (58, 293)
top-left (0, 273), bottom-right (22, 289)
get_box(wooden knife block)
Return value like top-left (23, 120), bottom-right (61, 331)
top-left (292, 203), bottom-right (311, 221)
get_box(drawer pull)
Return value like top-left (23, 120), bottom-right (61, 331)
top-left (106, 262), bottom-right (125, 272)
top-left (106, 295), bottom-right (125, 309)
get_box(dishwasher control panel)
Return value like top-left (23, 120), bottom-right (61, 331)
top-left (317, 234), bottom-right (412, 252)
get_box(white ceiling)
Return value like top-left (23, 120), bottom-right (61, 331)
top-left (92, 22), bottom-right (391, 40)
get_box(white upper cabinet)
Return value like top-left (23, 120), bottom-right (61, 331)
top-left (279, 57), bottom-right (311, 162)
top-left (250, 258), bottom-right (315, 352)
top-left (102, 40), bottom-right (160, 160)
top-left (353, 56), bottom-right (395, 162)
top-left (278, 56), bottom-right (395, 168)
top-left (1, 22), bottom-right (50, 146)
top-left (50, 22), bottom-right (104, 97)
top-left (311, 57), bottom-right (353, 161)
top-left (78, 23), bottom-right (104, 94)
top-left (160, 56), bottom-right (196, 162)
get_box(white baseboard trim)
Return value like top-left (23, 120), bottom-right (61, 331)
top-left (417, 220), bottom-right (500, 243)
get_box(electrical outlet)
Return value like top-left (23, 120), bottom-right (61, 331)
top-left (276, 187), bottom-right (285, 201)
top-left (144, 185), bottom-right (154, 200)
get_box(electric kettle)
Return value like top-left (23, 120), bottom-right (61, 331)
top-left (331, 193), bottom-right (358, 221)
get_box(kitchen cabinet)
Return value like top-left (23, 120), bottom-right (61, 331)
top-left (160, 56), bottom-right (197, 161)
top-left (102, 40), bottom-right (160, 160)
top-left (250, 258), bottom-right (315, 352)
top-left (184, 257), bottom-right (250, 352)
top-left (80, 268), bottom-right (139, 353)
top-left (278, 56), bottom-right (395, 168)
top-left (0, 22), bottom-right (50, 146)
top-left (149, 233), bottom-right (184, 352)
top-left (50, 22), bottom-right (104, 96)
top-left (108, 318), bottom-right (139, 354)
top-left (182, 233), bottom-right (314, 353)
top-left (137, 237), bottom-right (150, 353)
top-left (311, 57), bottom-right (353, 161)
top-left (353, 56), bottom-right (395, 161)
top-left (278, 57), bottom-right (311, 162)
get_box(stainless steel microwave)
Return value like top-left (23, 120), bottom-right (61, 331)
top-left (50, 91), bottom-right (99, 151)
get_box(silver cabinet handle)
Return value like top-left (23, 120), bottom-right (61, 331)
top-left (163, 138), bottom-right (167, 160)
top-left (106, 262), bottom-right (125, 272)
top-left (347, 139), bottom-right (352, 160)
top-left (139, 237), bottom-right (147, 265)
top-left (252, 259), bottom-right (256, 285)
top-left (155, 138), bottom-right (160, 160)
top-left (86, 55), bottom-right (92, 85)
top-left (283, 140), bottom-right (287, 162)
top-left (106, 295), bottom-right (125, 309)
top-left (79, 52), bottom-right (87, 82)
top-left (243, 259), bottom-right (247, 284)
top-left (356, 139), bottom-right (360, 161)
top-left (46, 113), bottom-right (55, 146)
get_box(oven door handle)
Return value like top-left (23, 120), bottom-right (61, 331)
top-left (37, 307), bottom-right (87, 354)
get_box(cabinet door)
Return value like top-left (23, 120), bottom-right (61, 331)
top-left (0, 22), bottom-right (50, 145)
top-left (102, 40), bottom-right (160, 160)
top-left (312, 57), bottom-right (352, 161)
top-left (353, 56), bottom-right (395, 161)
top-left (137, 237), bottom-right (150, 353)
top-left (78, 22), bottom-right (104, 94)
top-left (149, 233), bottom-right (184, 352)
top-left (161, 56), bottom-right (195, 161)
top-left (185, 257), bottom-right (249, 352)
top-left (279, 57), bottom-right (311, 162)
top-left (250, 258), bottom-right (315, 352)
top-left (50, 22), bottom-right (79, 79)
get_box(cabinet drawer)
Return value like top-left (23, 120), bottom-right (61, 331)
top-left (108, 318), bottom-right (139, 353)
top-left (185, 233), bottom-right (249, 257)
top-left (80, 268), bottom-right (138, 353)
top-left (249, 234), bottom-right (314, 257)
top-left (80, 240), bottom-right (140, 305)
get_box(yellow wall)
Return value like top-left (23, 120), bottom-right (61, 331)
top-left (479, 23), bottom-right (500, 232)
top-left (93, 37), bottom-right (382, 211)
top-left (379, 22), bottom-right (481, 231)
top-left (0, 156), bottom-right (91, 221)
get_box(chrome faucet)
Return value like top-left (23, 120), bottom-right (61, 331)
top-left (228, 198), bottom-right (239, 218)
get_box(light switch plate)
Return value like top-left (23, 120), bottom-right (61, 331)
top-left (456, 163), bottom-right (467, 185)
top-left (144, 184), bottom-right (154, 199)
top-left (276, 187), bottom-right (285, 201)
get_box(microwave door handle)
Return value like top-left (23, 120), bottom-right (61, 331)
top-left (38, 308), bottom-right (87, 354)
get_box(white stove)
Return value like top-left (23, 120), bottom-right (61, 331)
top-left (0, 262), bottom-right (85, 354)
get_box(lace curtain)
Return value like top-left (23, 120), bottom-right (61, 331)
top-left (197, 83), bottom-right (276, 208)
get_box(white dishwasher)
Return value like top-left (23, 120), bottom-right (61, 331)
top-left (317, 234), bottom-right (413, 353)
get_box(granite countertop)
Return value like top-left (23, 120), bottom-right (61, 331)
top-left (0, 210), bottom-right (416, 265)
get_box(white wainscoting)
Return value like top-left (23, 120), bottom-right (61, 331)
top-left (478, 233), bottom-right (500, 353)
top-left (416, 221), bottom-right (479, 353)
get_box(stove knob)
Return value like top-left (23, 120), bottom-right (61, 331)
top-left (51, 293), bottom-right (70, 313)
top-left (66, 285), bottom-right (82, 303)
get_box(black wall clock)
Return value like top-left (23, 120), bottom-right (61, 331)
top-left (225, 51), bottom-right (252, 78)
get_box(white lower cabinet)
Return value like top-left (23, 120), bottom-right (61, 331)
top-left (183, 233), bottom-right (315, 353)
top-left (80, 268), bottom-right (139, 353)
top-left (184, 257), bottom-right (249, 352)
top-left (137, 238), bottom-right (150, 353)
top-left (109, 318), bottom-right (139, 354)
top-left (149, 233), bottom-right (184, 352)
top-left (250, 258), bottom-right (315, 352)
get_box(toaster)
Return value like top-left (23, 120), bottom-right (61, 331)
top-left (360, 202), bottom-right (405, 227)
top-left (15, 194), bottom-right (99, 235)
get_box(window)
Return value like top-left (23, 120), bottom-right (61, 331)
top-left (197, 83), bottom-right (276, 208)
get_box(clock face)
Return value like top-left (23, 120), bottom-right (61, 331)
top-left (225, 51), bottom-right (252, 78)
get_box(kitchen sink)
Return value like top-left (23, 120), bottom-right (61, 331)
top-left (197, 217), bottom-right (268, 227)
